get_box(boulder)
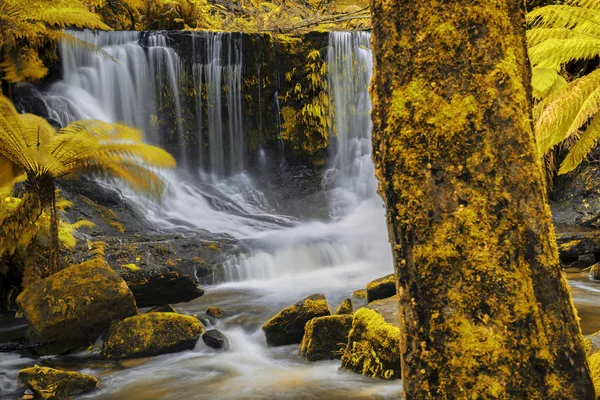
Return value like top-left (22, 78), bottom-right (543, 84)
top-left (585, 330), bottom-right (600, 356)
top-left (590, 351), bottom-right (600, 397)
top-left (335, 298), bottom-right (353, 315)
top-left (366, 273), bottom-right (396, 303)
top-left (123, 270), bottom-right (204, 308)
top-left (341, 307), bottom-right (401, 380)
top-left (148, 304), bottom-right (178, 313)
top-left (18, 365), bottom-right (98, 399)
top-left (202, 329), bottom-right (229, 350)
top-left (206, 306), bottom-right (225, 319)
top-left (102, 313), bottom-right (205, 359)
top-left (363, 296), bottom-right (399, 326)
top-left (352, 289), bottom-right (367, 299)
top-left (299, 315), bottom-right (353, 361)
top-left (262, 294), bottom-right (330, 347)
top-left (16, 258), bottom-right (137, 355)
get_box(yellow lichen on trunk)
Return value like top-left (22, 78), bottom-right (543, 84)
top-left (370, 0), bottom-right (594, 398)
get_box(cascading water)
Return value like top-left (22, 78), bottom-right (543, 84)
top-left (2, 30), bottom-right (403, 399)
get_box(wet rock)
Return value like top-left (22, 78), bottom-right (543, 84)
top-left (299, 315), bottom-right (353, 361)
top-left (341, 307), bottom-right (401, 380)
top-left (590, 264), bottom-right (600, 281)
top-left (262, 294), bottom-right (331, 347)
top-left (123, 270), bottom-right (204, 308)
top-left (17, 258), bottom-right (137, 355)
top-left (334, 298), bottom-right (353, 315)
top-left (555, 225), bottom-right (600, 262)
top-left (202, 329), bottom-right (229, 350)
top-left (18, 365), bottom-right (98, 399)
top-left (366, 273), bottom-right (396, 303)
top-left (206, 306), bottom-right (225, 319)
top-left (102, 313), bottom-right (205, 359)
top-left (352, 289), bottom-right (367, 299)
top-left (564, 259), bottom-right (593, 272)
top-left (363, 296), bottom-right (400, 326)
top-left (148, 304), bottom-right (178, 313)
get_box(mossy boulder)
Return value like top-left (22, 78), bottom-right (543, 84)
top-left (18, 365), bottom-right (98, 400)
top-left (590, 263), bottom-right (600, 281)
top-left (262, 294), bottom-right (330, 347)
top-left (363, 296), bottom-right (399, 326)
top-left (101, 313), bottom-right (205, 359)
top-left (335, 298), bottom-right (353, 315)
top-left (16, 258), bottom-right (137, 355)
top-left (590, 351), bottom-right (600, 396)
top-left (206, 306), bottom-right (225, 319)
top-left (299, 315), bottom-right (353, 361)
top-left (352, 289), bottom-right (367, 299)
top-left (585, 330), bottom-right (600, 356)
top-left (341, 308), bottom-right (401, 380)
top-left (366, 273), bottom-right (396, 303)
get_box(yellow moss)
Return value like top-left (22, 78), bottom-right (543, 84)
top-left (341, 308), bottom-right (400, 379)
top-left (79, 195), bottom-right (125, 233)
top-left (589, 352), bottom-right (600, 397)
top-left (102, 313), bottom-right (205, 359)
top-left (352, 289), bottom-right (367, 299)
top-left (121, 263), bottom-right (142, 272)
top-left (18, 365), bottom-right (98, 400)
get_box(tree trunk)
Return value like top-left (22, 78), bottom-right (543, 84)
top-left (369, 0), bottom-right (594, 398)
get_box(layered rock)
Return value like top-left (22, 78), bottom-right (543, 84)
top-left (18, 366), bottom-right (98, 400)
top-left (102, 313), bottom-right (205, 359)
top-left (299, 315), bottom-right (353, 361)
top-left (262, 294), bottom-right (330, 347)
top-left (17, 258), bottom-right (137, 355)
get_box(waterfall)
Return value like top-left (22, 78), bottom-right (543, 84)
top-left (326, 32), bottom-right (377, 215)
top-left (221, 31), bottom-right (392, 285)
top-left (193, 32), bottom-right (245, 177)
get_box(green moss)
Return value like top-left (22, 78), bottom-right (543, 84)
top-left (341, 308), bottom-right (400, 379)
top-left (102, 313), bottom-right (205, 359)
top-left (18, 365), bottom-right (98, 400)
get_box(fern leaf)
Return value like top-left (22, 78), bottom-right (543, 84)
top-left (559, 113), bottom-right (600, 173)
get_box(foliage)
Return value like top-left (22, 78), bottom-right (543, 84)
top-left (528, 0), bottom-right (600, 175)
top-left (0, 94), bottom-right (175, 282)
top-left (0, 0), bottom-right (109, 82)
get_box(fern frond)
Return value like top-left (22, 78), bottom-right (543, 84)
top-left (532, 67), bottom-right (561, 98)
top-left (559, 113), bottom-right (600, 173)
top-left (529, 37), bottom-right (600, 70)
top-left (535, 69), bottom-right (600, 154)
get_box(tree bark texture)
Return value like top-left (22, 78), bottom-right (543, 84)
top-left (369, 0), bottom-right (594, 398)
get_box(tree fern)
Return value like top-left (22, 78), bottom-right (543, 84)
top-left (0, 95), bottom-right (176, 273)
top-left (528, 0), bottom-right (600, 175)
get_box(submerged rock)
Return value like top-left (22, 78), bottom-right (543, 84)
top-left (262, 294), bottom-right (331, 347)
top-left (341, 308), bottom-right (401, 379)
top-left (124, 270), bottom-right (204, 308)
top-left (335, 298), bottom-right (353, 315)
top-left (148, 304), bottom-right (178, 313)
top-left (366, 273), bottom-right (396, 303)
top-left (299, 315), bottom-right (353, 361)
top-left (202, 329), bottom-right (229, 350)
top-left (206, 306), bottom-right (225, 319)
top-left (18, 365), bottom-right (98, 399)
top-left (16, 258), bottom-right (137, 355)
top-left (102, 313), bottom-right (205, 359)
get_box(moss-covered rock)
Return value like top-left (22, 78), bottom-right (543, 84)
top-left (262, 294), bottom-right (330, 347)
top-left (589, 351), bottom-right (600, 396)
top-left (363, 296), bottom-right (399, 326)
top-left (18, 365), bottom-right (98, 400)
top-left (341, 308), bottom-right (401, 380)
top-left (589, 263), bottom-right (600, 281)
top-left (299, 315), bottom-right (353, 361)
top-left (366, 273), bottom-right (396, 303)
top-left (585, 330), bottom-right (600, 357)
top-left (335, 298), bottom-right (353, 315)
top-left (16, 258), bottom-right (137, 355)
top-left (206, 306), bottom-right (225, 319)
top-left (101, 313), bottom-right (205, 359)
top-left (148, 304), bottom-right (178, 313)
top-left (352, 289), bottom-right (367, 299)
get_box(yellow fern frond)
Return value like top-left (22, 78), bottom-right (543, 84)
top-left (559, 113), bottom-right (600, 173)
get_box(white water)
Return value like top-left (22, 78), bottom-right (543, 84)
top-left (3, 30), bottom-right (400, 399)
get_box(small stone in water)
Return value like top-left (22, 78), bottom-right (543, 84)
top-left (202, 329), bottom-right (229, 350)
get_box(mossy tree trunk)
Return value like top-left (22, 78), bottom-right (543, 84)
top-left (370, 0), bottom-right (594, 398)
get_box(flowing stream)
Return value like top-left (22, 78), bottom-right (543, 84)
top-left (0, 30), bottom-right (402, 399)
